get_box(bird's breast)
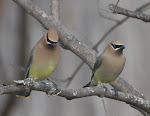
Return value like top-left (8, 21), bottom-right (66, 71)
top-left (102, 54), bottom-right (125, 74)
top-left (94, 54), bottom-right (125, 83)
top-left (29, 44), bottom-right (60, 81)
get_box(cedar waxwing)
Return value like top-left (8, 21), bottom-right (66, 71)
top-left (83, 41), bottom-right (125, 88)
top-left (17, 27), bottom-right (60, 98)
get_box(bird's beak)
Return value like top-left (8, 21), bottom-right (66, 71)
top-left (50, 43), bottom-right (57, 47)
top-left (120, 45), bottom-right (125, 50)
top-left (118, 45), bottom-right (125, 52)
top-left (47, 42), bottom-right (57, 47)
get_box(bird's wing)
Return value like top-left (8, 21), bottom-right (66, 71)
top-left (25, 46), bottom-right (36, 78)
top-left (91, 54), bottom-right (103, 80)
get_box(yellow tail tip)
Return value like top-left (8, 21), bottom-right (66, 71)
top-left (16, 95), bottom-right (29, 99)
top-left (25, 96), bottom-right (29, 99)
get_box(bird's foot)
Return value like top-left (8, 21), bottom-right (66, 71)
top-left (47, 78), bottom-right (51, 82)
top-left (111, 88), bottom-right (118, 97)
top-left (46, 81), bottom-right (61, 97)
top-left (102, 84), bottom-right (108, 93)
top-left (110, 84), bottom-right (118, 97)
top-left (97, 83), bottom-right (108, 98)
top-left (14, 76), bottom-right (34, 86)
top-left (97, 83), bottom-right (108, 93)
top-left (47, 88), bottom-right (61, 97)
top-left (99, 84), bottom-right (119, 97)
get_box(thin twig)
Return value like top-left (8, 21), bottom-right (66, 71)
top-left (109, 4), bottom-right (150, 22)
top-left (52, 61), bottom-right (84, 87)
top-left (96, 0), bottom-right (120, 23)
top-left (113, 0), bottom-right (120, 13)
top-left (94, 2), bottom-right (150, 49)
top-left (50, 0), bottom-right (60, 23)
top-left (65, 61), bottom-right (84, 87)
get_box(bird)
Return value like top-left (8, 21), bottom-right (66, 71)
top-left (16, 27), bottom-right (60, 98)
top-left (83, 41), bottom-right (125, 89)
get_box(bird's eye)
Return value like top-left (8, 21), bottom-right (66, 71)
top-left (115, 45), bottom-right (121, 48)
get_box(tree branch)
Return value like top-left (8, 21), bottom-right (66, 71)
top-left (96, 0), bottom-right (120, 23)
top-left (13, 0), bottom-right (96, 69)
top-left (0, 78), bottom-right (150, 114)
top-left (62, 2), bottom-right (150, 90)
top-left (93, 2), bottom-right (150, 50)
top-left (50, 0), bottom-right (60, 23)
top-left (109, 4), bottom-right (150, 22)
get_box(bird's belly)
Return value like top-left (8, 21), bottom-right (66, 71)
top-left (94, 70), bottom-right (120, 83)
top-left (94, 56), bottom-right (125, 83)
top-left (29, 64), bottom-right (57, 81)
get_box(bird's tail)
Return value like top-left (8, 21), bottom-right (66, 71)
top-left (83, 81), bottom-right (91, 88)
top-left (16, 91), bottom-right (31, 99)
top-left (16, 95), bottom-right (29, 99)
top-left (83, 78), bottom-right (97, 88)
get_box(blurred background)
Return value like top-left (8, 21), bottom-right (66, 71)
top-left (0, 0), bottom-right (150, 116)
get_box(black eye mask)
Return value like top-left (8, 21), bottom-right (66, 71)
top-left (111, 44), bottom-right (124, 49)
top-left (47, 33), bottom-right (57, 45)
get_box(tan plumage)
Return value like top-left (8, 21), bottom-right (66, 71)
top-left (29, 29), bottom-right (60, 81)
top-left (17, 27), bottom-right (60, 98)
top-left (47, 27), bottom-right (58, 42)
top-left (83, 41), bottom-right (125, 87)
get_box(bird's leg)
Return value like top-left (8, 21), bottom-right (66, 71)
top-left (46, 78), bottom-right (57, 86)
top-left (47, 86), bottom-right (61, 97)
top-left (46, 78), bottom-right (58, 85)
top-left (97, 83), bottom-right (108, 93)
top-left (97, 83), bottom-right (108, 97)
top-left (110, 84), bottom-right (118, 97)
top-left (47, 78), bottom-right (51, 82)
